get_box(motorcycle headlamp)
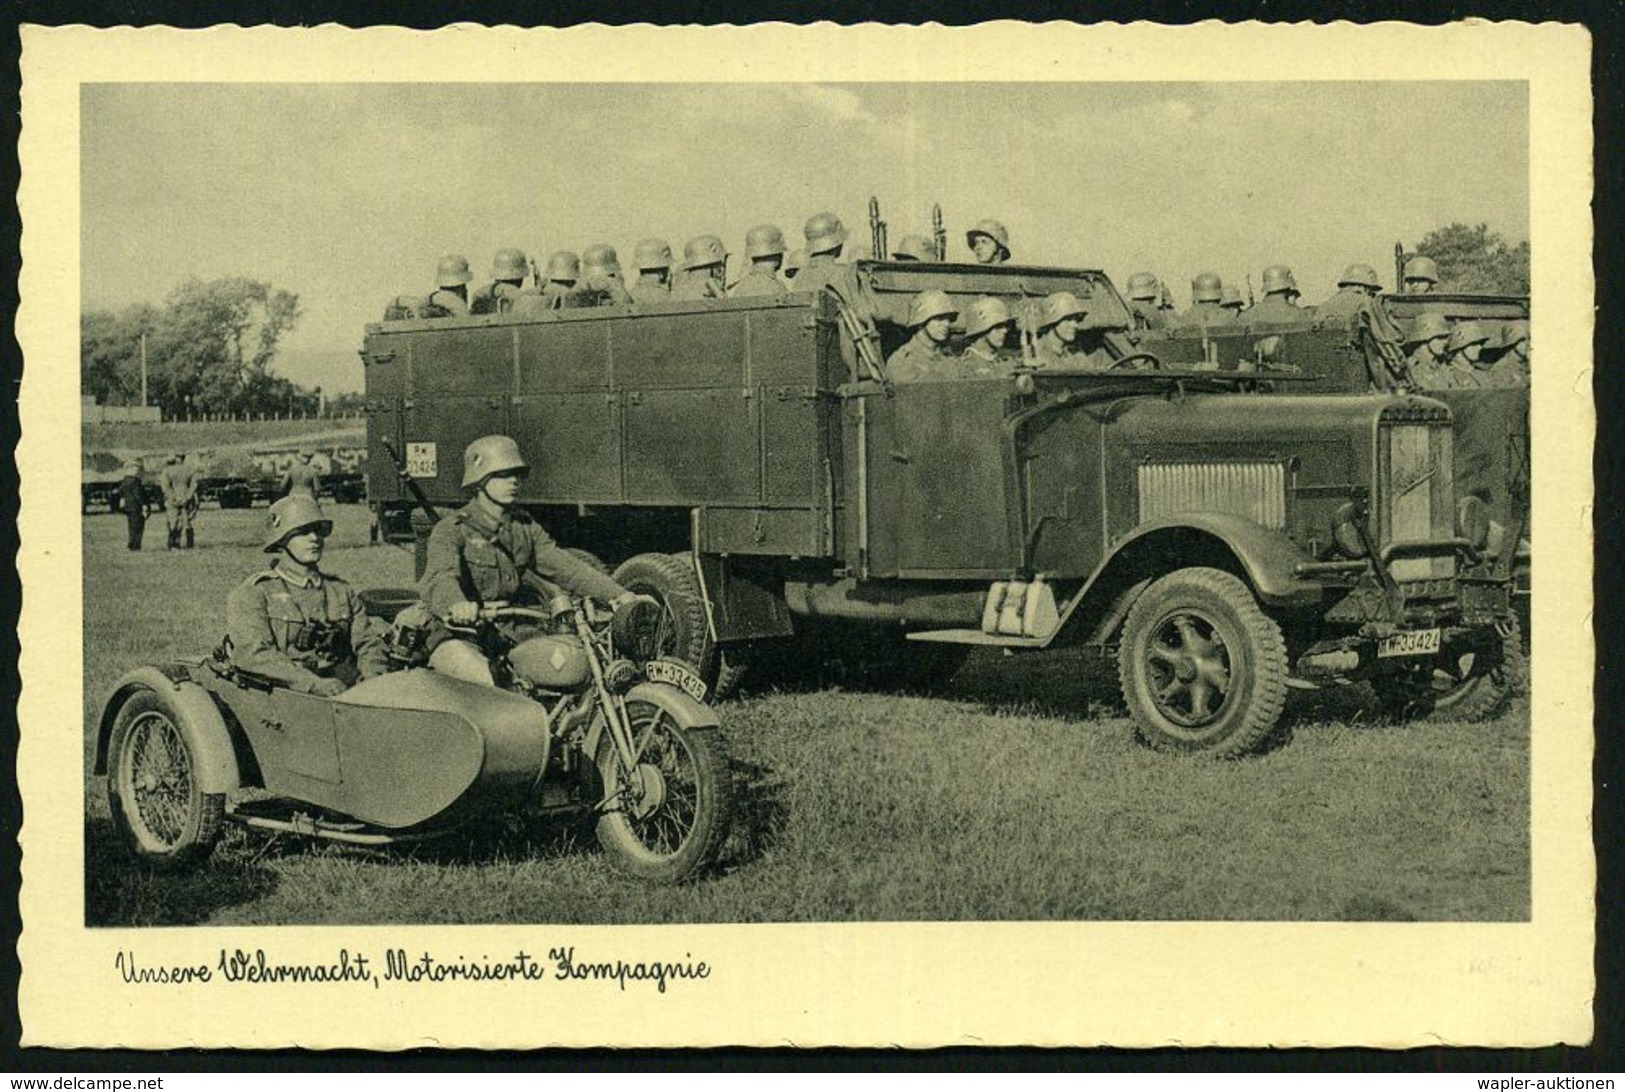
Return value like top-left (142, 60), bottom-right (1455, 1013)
top-left (611, 597), bottom-right (664, 663)
top-left (603, 658), bottom-right (641, 695)
top-left (1456, 496), bottom-right (1491, 551)
top-left (1332, 501), bottom-right (1367, 558)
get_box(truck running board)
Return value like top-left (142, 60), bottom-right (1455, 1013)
top-left (906, 628), bottom-right (1049, 649)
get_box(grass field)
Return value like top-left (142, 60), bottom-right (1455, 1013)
top-left (81, 505), bottom-right (1530, 925)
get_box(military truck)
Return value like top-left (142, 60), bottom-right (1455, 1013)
top-left (1137, 291), bottom-right (1530, 687)
top-left (364, 261), bottom-right (1517, 756)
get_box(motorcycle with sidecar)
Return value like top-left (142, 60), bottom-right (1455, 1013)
top-left (94, 590), bottom-right (734, 884)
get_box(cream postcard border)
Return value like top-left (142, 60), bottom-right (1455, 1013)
top-left (17, 22), bottom-right (1595, 1049)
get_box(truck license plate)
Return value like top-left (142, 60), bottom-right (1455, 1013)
top-left (644, 659), bottom-right (708, 702)
top-left (1376, 628), bottom-right (1442, 658)
top-left (405, 442), bottom-right (437, 479)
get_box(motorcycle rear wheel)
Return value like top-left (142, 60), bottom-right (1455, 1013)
top-left (594, 698), bottom-right (732, 884)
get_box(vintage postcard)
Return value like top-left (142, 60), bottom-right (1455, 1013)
top-left (17, 22), bottom-right (1593, 1048)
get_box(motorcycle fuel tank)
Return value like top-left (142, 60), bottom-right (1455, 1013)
top-left (507, 634), bottom-right (591, 692)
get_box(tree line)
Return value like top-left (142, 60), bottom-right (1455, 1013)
top-left (81, 276), bottom-right (319, 420)
top-left (1410, 222), bottom-right (1530, 295)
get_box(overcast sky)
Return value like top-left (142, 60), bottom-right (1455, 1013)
top-left (81, 82), bottom-right (1528, 394)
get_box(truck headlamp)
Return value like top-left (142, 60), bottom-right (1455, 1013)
top-left (1332, 501), bottom-right (1367, 558)
top-left (1013, 372), bottom-right (1036, 395)
top-left (1455, 496), bottom-right (1491, 551)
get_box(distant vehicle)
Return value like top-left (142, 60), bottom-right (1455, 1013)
top-left (80, 451), bottom-right (128, 513)
top-left (364, 259), bottom-right (1520, 756)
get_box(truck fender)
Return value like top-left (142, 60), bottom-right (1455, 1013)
top-left (94, 665), bottom-right (242, 795)
top-left (1049, 514), bottom-right (1325, 648)
top-left (583, 679), bottom-right (722, 762)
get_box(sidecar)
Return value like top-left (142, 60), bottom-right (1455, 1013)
top-left (94, 658), bottom-right (555, 870)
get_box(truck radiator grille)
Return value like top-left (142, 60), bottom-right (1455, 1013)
top-left (1380, 420), bottom-right (1455, 582)
top-left (1136, 461), bottom-right (1286, 531)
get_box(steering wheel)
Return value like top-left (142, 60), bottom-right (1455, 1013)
top-left (1109, 350), bottom-right (1164, 371)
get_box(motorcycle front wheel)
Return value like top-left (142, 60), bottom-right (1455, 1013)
top-left (593, 696), bottom-right (733, 884)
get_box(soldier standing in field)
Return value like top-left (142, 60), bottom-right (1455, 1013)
top-left (116, 463), bottom-right (148, 552)
top-left (1124, 272), bottom-right (1167, 331)
top-left (418, 435), bottom-right (647, 686)
top-left (890, 234), bottom-right (936, 262)
top-left (1403, 255), bottom-right (1440, 294)
top-left (628, 238), bottom-right (675, 305)
top-left (885, 291), bottom-right (959, 383)
top-left (160, 452), bottom-right (200, 550)
top-left (279, 450), bottom-right (322, 500)
top-left (1316, 263), bottom-right (1385, 322)
top-left (417, 255), bottom-right (473, 318)
top-left (1029, 292), bottom-right (1094, 369)
top-left (470, 248), bottom-right (530, 315)
top-left (225, 495), bottom-right (387, 696)
top-left (1175, 273), bottom-right (1233, 328)
top-left (729, 225), bottom-right (789, 299)
top-left (1402, 312), bottom-right (1455, 389)
top-left (1246, 265), bottom-right (1310, 324)
top-left (789, 212), bottom-right (849, 295)
top-left (966, 219), bottom-right (1011, 265)
top-left (961, 297), bottom-right (1015, 377)
top-left (672, 235), bottom-right (730, 301)
top-left (579, 244), bottom-right (633, 306)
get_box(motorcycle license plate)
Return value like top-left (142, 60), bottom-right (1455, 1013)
top-left (1376, 628), bottom-right (1442, 659)
top-left (644, 659), bottom-right (708, 702)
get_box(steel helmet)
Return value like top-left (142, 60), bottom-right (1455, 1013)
top-left (966, 218), bottom-right (1011, 260)
top-left (1039, 291), bottom-right (1088, 330)
top-left (891, 234), bottom-right (936, 262)
top-left (490, 247), bottom-right (529, 282)
top-left (1260, 264), bottom-right (1298, 296)
top-left (783, 249), bottom-right (806, 278)
top-left (1404, 312), bottom-right (1452, 346)
top-left (1337, 262), bottom-right (1382, 291)
top-left (581, 243), bottom-right (622, 277)
top-left (1446, 321), bottom-right (1490, 354)
top-left (907, 289), bottom-right (959, 328)
top-left (633, 237), bottom-right (674, 272)
top-left (1191, 272), bottom-right (1224, 304)
top-left (1220, 284), bottom-right (1244, 308)
top-left (436, 254), bottom-right (472, 288)
top-left (682, 234), bottom-right (729, 271)
top-left (1499, 319), bottom-right (1530, 351)
top-left (263, 494), bottom-right (332, 553)
top-left (803, 211), bottom-right (848, 255)
top-left (744, 224), bottom-right (787, 260)
top-left (544, 250), bottom-right (581, 283)
top-left (1404, 255), bottom-right (1440, 286)
top-left (1125, 272), bottom-right (1160, 302)
top-left (964, 296), bottom-right (1014, 339)
top-left (462, 434), bottom-right (530, 488)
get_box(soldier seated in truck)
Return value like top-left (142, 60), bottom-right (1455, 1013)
top-left (886, 290), bottom-right (959, 383)
top-left (960, 296), bottom-right (1016, 377)
top-left (418, 435), bottom-right (648, 686)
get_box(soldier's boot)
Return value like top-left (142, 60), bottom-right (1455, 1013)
top-left (185, 528), bottom-right (195, 549)
top-left (166, 528), bottom-right (178, 550)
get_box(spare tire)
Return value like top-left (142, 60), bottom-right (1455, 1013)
top-left (610, 552), bottom-right (715, 687)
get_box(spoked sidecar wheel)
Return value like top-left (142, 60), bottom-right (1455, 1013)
top-left (594, 699), bottom-right (732, 883)
top-left (106, 689), bottom-right (226, 870)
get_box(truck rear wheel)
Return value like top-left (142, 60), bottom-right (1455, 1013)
top-left (611, 552), bottom-right (716, 686)
top-left (1375, 618), bottom-right (1525, 723)
top-left (1117, 567), bottom-right (1289, 757)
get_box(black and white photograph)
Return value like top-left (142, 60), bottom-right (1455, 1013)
top-left (18, 22), bottom-right (1593, 1050)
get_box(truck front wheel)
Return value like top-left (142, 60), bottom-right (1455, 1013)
top-left (611, 553), bottom-right (716, 687)
top-left (1117, 567), bottom-right (1289, 757)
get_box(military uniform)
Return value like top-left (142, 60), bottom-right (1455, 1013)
top-left (885, 333), bottom-right (956, 383)
top-left (629, 279), bottom-right (671, 306)
top-left (961, 342), bottom-right (1007, 378)
top-left (1245, 295), bottom-right (1311, 324)
top-left (470, 281), bottom-right (526, 315)
top-left (1315, 287), bottom-right (1374, 322)
top-left (729, 269), bottom-right (787, 300)
top-left (225, 564), bottom-right (387, 692)
top-left (279, 460), bottom-right (322, 500)
top-left (671, 272), bottom-right (725, 301)
top-left (418, 289), bottom-right (470, 318)
top-left (789, 254), bottom-right (846, 297)
top-left (1473, 356), bottom-right (1527, 389)
top-left (1129, 301), bottom-right (1168, 331)
top-left (578, 273), bottom-right (633, 307)
top-left (1030, 334), bottom-right (1075, 370)
top-left (160, 459), bottom-right (199, 546)
top-left (420, 500), bottom-right (629, 621)
top-left (1172, 301), bottom-right (1233, 328)
top-left (1406, 347), bottom-right (1459, 390)
top-left (117, 472), bottom-right (147, 551)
